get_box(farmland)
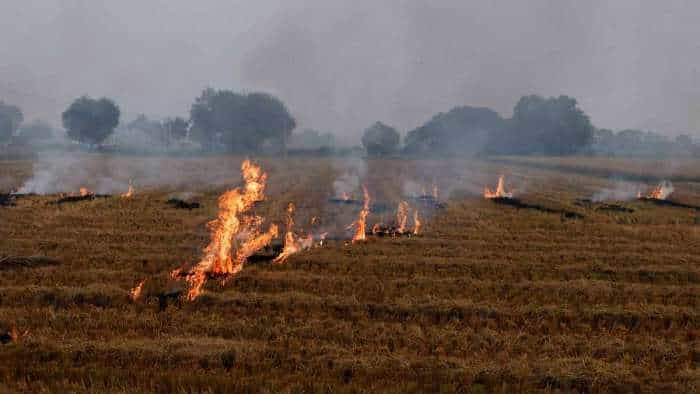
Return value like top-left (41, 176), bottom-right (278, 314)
top-left (1, 154), bottom-right (699, 392)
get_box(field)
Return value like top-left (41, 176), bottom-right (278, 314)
top-left (1, 154), bottom-right (699, 393)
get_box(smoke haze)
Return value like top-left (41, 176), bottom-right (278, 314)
top-left (2, 1), bottom-right (700, 141)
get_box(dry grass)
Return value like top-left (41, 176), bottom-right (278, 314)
top-left (1, 155), bottom-right (699, 393)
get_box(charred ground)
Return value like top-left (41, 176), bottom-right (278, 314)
top-left (1, 155), bottom-right (699, 392)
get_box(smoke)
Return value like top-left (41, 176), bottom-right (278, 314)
top-left (15, 152), bottom-right (237, 195)
top-left (590, 180), bottom-right (639, 202)
top-left (2, 1), bottom-right (700, 141)
top-left (402, 179), bottom-right (423, 198)
top-left (18, 153), bottom-right (93, 194)
top-left (331, 156), bottom-right (366, 198)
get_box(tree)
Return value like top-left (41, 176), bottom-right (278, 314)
top-left (18, 120), bottom-right (53, 142)
top-left (404, 106), bottom-right (506, 155)
top-left (507, 95), bottom-right (594, 155)
top-left (163, 117), bottom-right (189, 143)
top-left (0, 101), bottom-right (23, 145)
top-left (675, 134), bottom-right (693, 147)
top-left (361, 121), bottom-right (400, 156)
top-left (189, 88), bottom-right (296, 152)
top-left (127, 114), bottom-right (165, 143)
top-left (62, 96), bottom-right (120, 146)
top-left (288, 129), bottom-right (336, 150)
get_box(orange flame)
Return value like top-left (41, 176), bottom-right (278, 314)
top-left (396, 201), bottom-right (409, 233)
top-left (273, 202), bottom-right (313, 264)
top-left (351, 185), bottom-right (370, 243)
top-left (79, 187), bottom-right (90, 197)
top-left (129, 278), bottom-right (146, 301)
top-left (413, 209), bottom-right (421, 235)
top-left (643, 181), bottom-right (674, 200)
top-left (179, 160), bottom-right (277, 300)
top-left (121, 181), bottom-right (134, 198)
top-left (484, 175), bottom-right (513, 199)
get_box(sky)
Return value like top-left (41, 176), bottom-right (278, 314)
top-left (1, 0), bottom-right (699, 143)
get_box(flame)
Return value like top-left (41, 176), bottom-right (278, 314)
top-left (273, 202), bottom-right (314, 264)
top-left (315, 232), bottom-right (328, 247)
top-left (341, 192), bottom-right (350, 201)
top-left (644, 181), bottom-right (674, 200)
top-left (351, 185), bottom-right (370, 243)
top-left (484, 175), bottom-right (513, 199)
top-left (413, 209), bottom-right (421, 235)
top-left (178, 160), bottom-right (277, 300)
top-left (121, 181), bottom-right (134, 198)
top-left (371, 223), bottom-right (382, 234)
top-left (396, 201), bottom-right (409, 233)
top-left (79, 187), bottom-right (90, 197)
top-left (129, 278), bottom-right (146, 301)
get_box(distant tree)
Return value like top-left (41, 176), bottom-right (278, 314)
top-left (288, 129), bottom-right (336, 150)
top-left (18, 120), bottom-right (53, 142)
top-left (163, 117), bottom-right (189, 143)
top-left (404, 106), bottom-right (506, 155)
top-left (0, 101), bottom-right (23, 145)
top-left (127, 114), bottom-right (165, 143)
top-left (589, 128), bottom-right (615, 155)
top-left (189, 88), bottom-right (296, 152)
top-left (675, 134), bottom-right (693, 147)
top-left (613, 129), bottom-right (647, 154)
top-left (507, 95), bottom-right (594, 155)
top-left (62, 96), bottom-right (120, 146)
top-left (362, 121), bottom-right (400, 156)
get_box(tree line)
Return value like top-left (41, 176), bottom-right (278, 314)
top-left (1, 92), bottom-right (697, 157)
top-left (360, 95), bottom-right (699, 157)
top-left (0, 89), bottom-right (296, 153)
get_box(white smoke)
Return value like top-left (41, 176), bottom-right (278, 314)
top-left (332, 156), bottom-right (366, 198)
top-left (16, 151), bottom-right (235, 195)
top-left (590, 181), bottom-right (639, 202)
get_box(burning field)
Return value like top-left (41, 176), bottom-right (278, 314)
top-left (1, 155), bottom-right (700, 392)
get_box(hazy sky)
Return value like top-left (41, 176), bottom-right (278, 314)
top-left (1, 0), bottom-right (699, 142)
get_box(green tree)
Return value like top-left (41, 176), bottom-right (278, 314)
top-left (361, 121), bottom-right (400, 156)
top-left (163, 117), bottom-right (189, 143)
top-left (404, 106), bottom-right (506, 155)
top-left (18, 120), bottom-right (53, 142)
top-left (508, 95), bottom-right (594, 155)
top-left (0, 101), bottom-right (23, 145)
top-left (62, 96), bottom-right (120, 146)
top-left (189, 88), bottom-right (296, 152)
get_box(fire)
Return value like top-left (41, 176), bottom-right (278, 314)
top-left (484, 175), bottom-right (513, 199)
top-left (79, 187), bottom-right (90, 197)
top-left (273, 203), bottom-right (313, 264)
top-left (413, 209), bottom-right (421, 235)
top-left (176, 160), bottom-right (278, 300)
top-left (351, 185), bottom-right (370, 243)
top-left (129, 278), bottom-right (146, 301)
top-left (396, 201), bottom-right (409, 233)
top-left (643, 181), bottom-right (674, 200)
top-left (121, 181), bottom-right (134, 198)
top-left (341, 192), bottom-right (350, 201)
